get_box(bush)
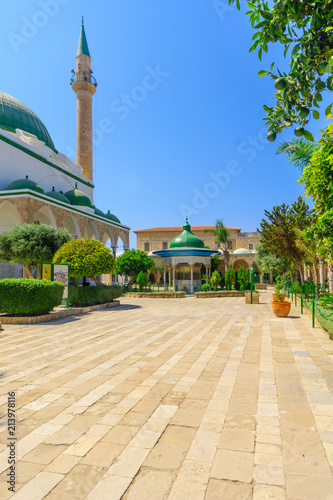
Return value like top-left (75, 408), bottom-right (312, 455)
top-left (0, 279), bottom-right (64, 316)
top-left (211, 270), bottom-right (222, 291)
top-left (293, 281), bottom-right (301, 294)
top-left (201, 283), bottom-right (210, 292)
top-left (225, 266), bottom-right (235, 291)
top-left (69, 285), bottom-right (123, 307)
top-left (137, 271), bottom-right (147, 292)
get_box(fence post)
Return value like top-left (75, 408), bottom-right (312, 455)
top-left (312, 298), bottom-right (315, 328)
top-left (295, 289), bottom-right (297, 307)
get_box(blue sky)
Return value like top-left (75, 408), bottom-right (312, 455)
top-left (1, 1), bottom-right (330, 248)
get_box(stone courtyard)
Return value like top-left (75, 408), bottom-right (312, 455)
top-left (1, 292), bottom-right (333, 499)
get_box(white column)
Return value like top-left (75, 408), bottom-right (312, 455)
top-left (111, 245), bottom-right (118, 258)
top-left (164, 267), bottom-right (166, 291)
top-left (205, 266), bottom-right (209, 283)
top-left (304, 265), bottom-right (308, 281)
top-left (260, 273), bottom-right (263, 284)
top-left (320, 260), bottom-right (325, 288)
top-left (173, 266), bottom-right (176, 292)
top-left (190, 266), bottom-right (194, 294)
top-left (208, 266), bottom-right (211, 291)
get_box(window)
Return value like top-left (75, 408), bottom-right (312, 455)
top-left (215, 241), bottom-right (220, 249)
top-left (144, 242), bottom-right (150, 252)
top-left (227, 240), bottom-right (232, 250)
top-left (249, 243), bottom-right (254, 250)
top-left (162, 242), bottom-right (168, 250)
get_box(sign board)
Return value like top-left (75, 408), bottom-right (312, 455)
top-left (41, 262), bottom-right (70, 306)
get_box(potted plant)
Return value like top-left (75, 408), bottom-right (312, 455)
top-left (272, 275), bottom-right (291, 317)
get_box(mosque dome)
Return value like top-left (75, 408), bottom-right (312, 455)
top-left (45, 187), bottom-right (71, 204)
top-left (233, 248), bottom-right (250, 255)
top-left (94, 207), bottom-right (105, 217)
top-left (170, 218), bottom-right (205, 249)
top-left (65, 183), bottom-right (93, 207)
top-left (105, 210), bottom-right (121, 223)
top-left (0, 91), bottom-right (55, 150)
top-left (5, 175), bottom-right (45, 194)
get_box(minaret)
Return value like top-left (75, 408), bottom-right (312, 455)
top-left (71, 18), bottom-right (97, 181)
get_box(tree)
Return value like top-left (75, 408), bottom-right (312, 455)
top-left (237, 266), bottom-right (248, 291)
top-left (53, 238), bottom-right (115, 286)
top-left (276, 138), bottom-right (319, 171)
top-left (255, 242), bottom-right (289, 276)
top-left (204, 220), bottom-right (230, 267)
top-left (225, 266), bottom-right (235, 291)
top-left (137, 271), bottom-right (148, 292)
top-left (228, 0), bottom-right (333, 140)
top-left (259, 196), bottom-right (315, 283)
top-left (152, 262), bottom-right (164, 285)
top-left (115, 249), bottom-right (155, 287)
top-left (0, 223), bottom-right (71, 278)
top-left (211, 270), bottom-right (222, 291)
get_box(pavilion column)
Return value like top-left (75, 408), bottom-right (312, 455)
top-left (269, 271), bottom-right (273, 285)
top-left (205, 266), bottom-right (209, 284)
top-left (169, 265), bottom-right (172, 289)
top-left (172, 266), bottom-right (176, 292)
top-left (164, 266), bottom-right (166, 291)
top-left (111, 245), bottom-right (118, 258)
top-left (190, 265), bottom-right (194, 294)
top-left (320, 260), bottom-right (325, 289)
top-left (208, 266), bottom-right (211, 291)
top-left (260, 273), bottom-right (263, 284)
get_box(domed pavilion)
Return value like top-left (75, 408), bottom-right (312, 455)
top-left (152, 218), bottom-right (219, 294)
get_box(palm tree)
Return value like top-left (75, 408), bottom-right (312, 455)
top-left (204, 219), bottom-right (230, 267)
top-left (276, 138), bottom-right (319, 171)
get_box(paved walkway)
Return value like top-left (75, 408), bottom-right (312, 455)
top-left (1, 292), bottom-right (333, 499)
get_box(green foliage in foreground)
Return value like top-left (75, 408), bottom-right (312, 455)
top-left (201, 283), bottom-right (210, 292)
top-left (225, 266), bottom-right (235, 291)
top-left (211, 270), bottom-right (222, 291)
top-left (69, 285), bottom-right (123, 307)
top-left (137, 271), bottom-right (148, 292)
top-left (0, 279), bottom-right (64, 316)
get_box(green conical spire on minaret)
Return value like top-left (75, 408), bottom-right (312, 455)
top-left (77, 17), bottom-right (91, 57)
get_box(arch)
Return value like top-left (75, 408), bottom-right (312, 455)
top-left (117, 231), bottom-right (129, 250)
top-left (33, 206), bottom-right (57, 228)
top-left (85, 221), bottom-right (99, 240)
top-left (102, 229), bottom-right (115, 247)
top-left (0, 201), bottom-right (22, 233)
top-left (62, 215), bottom-right (80, 239)
top-left (233, 259), bottom-right (249, 272)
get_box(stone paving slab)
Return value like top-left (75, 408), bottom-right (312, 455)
top-left (0, 293), bottom-right (333, 498)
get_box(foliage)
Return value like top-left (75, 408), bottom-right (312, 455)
top-left (204, 220), bottom-right (230, 267)
top-left (69, 285), bottom-right (123, 307)
top-left (115, 250), bottom-right (155, 281)
top-left (276, 138), bottom-right (319, 171)
top-left (211, 270), bottom-right (222, 291)
top-left (293, 281), bottom-right (301, 294)
top-left (53, 238), bottom-right (115, 284)
top-left (211, 254), bottom-right (221, 272)
top-left (228, 0), bottom-right (333, 138)
top-left (273, 275), bottom-right (285, 302)
top-left (0, 278), bottom-right (64, 316)
top-left (137, 271), bottom-right (148, 292)
top-left (237, 266), bottom-right (248, 291)
top-left (201, 283), bottom-right (210, 292)
top-left (0, 223), bottom-right (71, 269)
top-left (225, 266), bottom-right (235, 291)
top-left (255, 242), bottom-right (288, 275)
top-left (259, 196), bottom-right (315, 281)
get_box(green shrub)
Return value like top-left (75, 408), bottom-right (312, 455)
top-left (225, 266), bottom-right (235, 291)
top-left (211, 270), bottom-right (222, 291)
top-left (0, 279), bottom-right (64, 316)
top-left (137, 271), bottom-right (147, 292)
top-left (201, 283), bottom-right (210, 292)
top-left (69, 285), bottom-right (123, 307)
top-left (293, 281), bottom-right (301, 294)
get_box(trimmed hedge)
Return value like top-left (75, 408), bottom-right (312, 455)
top-left (69, 285), bottom-right (123, 307)
top-left (0, 279), bottom-right (64, 316)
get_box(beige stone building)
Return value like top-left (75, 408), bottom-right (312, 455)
top-left (134, 224), bottom-right (261, 277)
top-left (0, 20), bottom-right (129, 278)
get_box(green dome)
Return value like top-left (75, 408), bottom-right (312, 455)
top-left (0, 92), bottom-right (55, 150)
top-left (65, 183), bottom-right (92, 207)
top-left (6, 175), bottom-right (45, 194)
top-left (170, 218), bottom-right (205, 249)
top-left (94, 207), bottom-right (105, 217)
top-left (105, 210), bottom-right (121, 224)
top-left (45, 187), bottom-right (71, 204)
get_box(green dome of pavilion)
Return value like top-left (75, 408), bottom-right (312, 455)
top-left (0, 92), bottom-right (55, 151)
top-left (105, 210), bottom-right (121, 224)
top-left (45, 187), bottom-right (71, 204)
top-left (170, 218), bottom-right (205, 249)
top-left (94, 207), bottom-right (105, 217)
top-left (5, 175), bottom-right (45, 194)
top-left (65, 183), bottom-right (93, 207)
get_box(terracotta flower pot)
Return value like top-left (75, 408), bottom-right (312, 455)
top-left (272, 300), bottom-right (291, 317)
top-left (272, 293), bottom-right (285, 302)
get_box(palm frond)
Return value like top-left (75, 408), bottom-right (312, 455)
top-left (276, 138), bottom-right (319, 171)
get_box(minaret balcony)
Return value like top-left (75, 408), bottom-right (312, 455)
top-left (70, 71), bottom-right (97, 87)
